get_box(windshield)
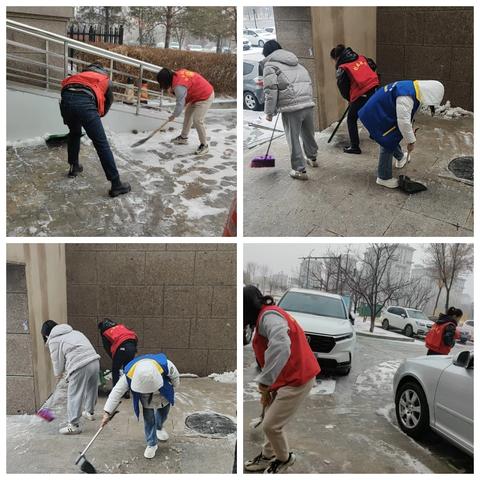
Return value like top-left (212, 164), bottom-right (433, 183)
top-left (278, 291), bottom-right (347, 320)
top-left (406, 309), bottom-right (428, 320)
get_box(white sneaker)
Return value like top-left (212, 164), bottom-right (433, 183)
top-left (59, 423), bottom-right (82, 435)
top-left (376, 177), bottom-right (399, 189)
top-left (307, 158), bottom-right (318, 168)
top-left (395, 152), bottom-right (408, 169)
top-left (82, 411), bottom-right (95, 421)
top-left (289, 169), bottom-right (308, 181)
top-left (195, 144), bottom-right (209, 155)
top-left (144, 445), bottom-right (158, 459)
top-left (156, 429), bottom-right (169, 441)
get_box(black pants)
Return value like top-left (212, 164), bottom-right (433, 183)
top-left (112, 342), bottom-right (137, 386)
top-left (347, 89), bottom-right (375, 148)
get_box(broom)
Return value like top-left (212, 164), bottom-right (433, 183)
top-left (250, 114), bottom-right (280, 167)
top-left (131, 119), bottom-right (170, 148)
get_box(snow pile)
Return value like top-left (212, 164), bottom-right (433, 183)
top-left (354, 360), bottom-right (401, 394)
top-left (208, 370), bottom-right (237, 383)
top-left (310, 379), bottom-right (336, 395)
top-left (421, 101), bottom-right (473, 119)
top-left (6, 136), bottom-right (46, 148)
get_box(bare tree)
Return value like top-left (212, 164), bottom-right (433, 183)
top-left (339, 244), bottom-right (410, 332)
top-left (244, 262), bottom-right (258, 285)
top-left (425, 244), bottom-right (473, 312)
top-left (399, 277), bottom-right (434, 311)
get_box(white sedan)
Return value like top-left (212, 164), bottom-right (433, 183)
top-left (393, 351), bottom-right (473, 456)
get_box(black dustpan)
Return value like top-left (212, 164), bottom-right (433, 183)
top-left (398, 153), bottom-right (427, 194)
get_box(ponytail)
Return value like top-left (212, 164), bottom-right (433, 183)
top-left (330, 44), bottom-right (346, 60)
top-left (447, 306), bottom-right (463, 318)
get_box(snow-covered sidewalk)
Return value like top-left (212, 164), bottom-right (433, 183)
top-left (353, 316), bottom-right (417, 343)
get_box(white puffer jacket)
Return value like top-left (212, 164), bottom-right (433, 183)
top-left (46, 324), bottom-right (100, 379)
top-left (262, 49), bottom-right (315, 116)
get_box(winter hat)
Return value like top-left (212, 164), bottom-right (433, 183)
top-left (41, 320), bottom-right (58, 343)
top-left (129, 359), bottom-right (164, 394)
top-left (416, 80), bottom-right (444, 106)
top-left (262, 40), bottom-right (282, 58)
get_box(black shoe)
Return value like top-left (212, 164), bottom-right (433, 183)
top-left (343, 146), bottom-right (362, 154)
top-left (123, 392), bottom-right (130, 400)
top-left (68, 163), bottom-right (83, 177)
top-left (264, 453), bottom-right (296, 474)
top-left (109, 178), bottom-right (131, 197)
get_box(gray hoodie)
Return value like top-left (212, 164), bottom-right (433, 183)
top-left (261, 49), bottom-right (315, 116)
top-left (46, 324), bottom-right (100, 379)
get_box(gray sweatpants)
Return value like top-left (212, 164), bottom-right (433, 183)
top-left (67, 360), bottom-right (100, 425)
top-left (281, 107), bottom-right (318, 172)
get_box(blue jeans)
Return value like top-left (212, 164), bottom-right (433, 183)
top-left (378, 144), bottom-right (404, 180)
top-left (60, 90), bottom-right (119, 181)
top-left (142, 404), bottom-right (170, 447)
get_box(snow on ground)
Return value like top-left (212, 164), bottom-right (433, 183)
top-left (244, 381), bottom-right (261, 400)
top-left (243, 111), bottom-right (285, 150)
top-left (354, 360), bottom-right (402, 394)
top-left (420, 101), bottom-right (473, 119)
top-left (310, 378), bottom-right (336, 395)
top-left (208, 370), bottom-right (237, 383)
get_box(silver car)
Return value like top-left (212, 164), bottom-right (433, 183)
top-left (243, 60), bottom-right (264, 111)
top-left (393, 351), bottom-right (473, 455)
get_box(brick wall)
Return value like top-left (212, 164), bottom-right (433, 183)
top-left (7, 264), bottom-right (35, 414)
top-left (377, 7), bottom-right (473, 110)
top-left (65, 244), bottom-right (236, 377)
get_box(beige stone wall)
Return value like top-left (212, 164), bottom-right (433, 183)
top-left (65, 244), bottom-right (236, 376)
top-left (6, 244), bottom-right (68, 413)
top-left (274, 7), bottom-right (377, 131)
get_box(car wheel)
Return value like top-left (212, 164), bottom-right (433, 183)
top-left (258, 40), bottom-right (265, 48)
top-left (243, 325), bottom-right (253, 345)
top-left (395, 381), bottom-right (430, 439)
top-left (382, 319), bottom-right (389, 330)
top-left (336, 366), bottom-right (351, 376)
top-left (243, 91), bottom-right (260, 111)
top-left (404, 324), bottom-right (414, 337)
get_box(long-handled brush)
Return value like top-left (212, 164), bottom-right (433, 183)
top-left (327, 105), bottom-right (350, 143)
top-left (251, 114), bottom-right (280, 167)
top-left (131, 119), bottom-right (170, 148)
top-left (74, 410), bottom-right (120, 473)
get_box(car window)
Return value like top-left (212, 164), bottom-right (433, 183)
top-left (243, 62), bottom-right (254, 75)
top-left (465, 320), bottom-right (474, 327)
top-left (406, 309), bottom-right (428, 320)
top-left (278, 291), bottom-right (347, 320)
top-left (398, 308), bottom-right (406, 316)
top-left (388, 307), bottom-right (399, 315)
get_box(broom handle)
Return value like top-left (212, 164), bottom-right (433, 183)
top-left (264, 114), bottom-right (280, 158)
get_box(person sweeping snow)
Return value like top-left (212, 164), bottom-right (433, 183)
top-left (262, 40), bottom-right (318, 181)
top-left (41, 320), bottom-right (100, 435)
top-left (60, 63), bottom-right (131, 197)
top-left (97, 318), bottom-right (138, 387)
top-left (425, 307), bottom-right (462, 355)
top-left (330, 44), bottom-right (379, 154)
top-left (243, 286), bottom-right (320, 474)
top-left (156, 67), bottom-right (214, 156)
top-left (358, 79), bottom-right (445, 189)
top-left (101, 353), bottom-right (180, 459)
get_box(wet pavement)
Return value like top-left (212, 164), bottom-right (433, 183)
top-left (243, 336), bottom-right (473, 473)
top-left (244, 113), bottom-right (473, 237)
top-left (7, 110), bottom-right (236, 237)
top-left (7, 376), bottom-right (236, 474)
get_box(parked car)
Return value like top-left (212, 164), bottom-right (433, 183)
top-left (187, 44), bottom-right (203, 52)
top-left (243, 28), bottom-right (275, 48)
top-left (243, 38), bottom-right (252, 51)
top-left (381, 306), bottom-right (433, 337)
top-left (393, 350), bottom-right (473, 456)
top-left (264, 27), bottom-right (276, 35)
top-left (168, 42), bottom-right (180, 50)
top-left (460, 320), bottom-right (474, 343)
top-left (243, 60), bottom-right (264, 111)
top-left (277, 288), bottom-right (356, 375)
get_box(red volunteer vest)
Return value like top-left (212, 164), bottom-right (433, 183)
top-left (103, 324), bottom-right (137, 357)
top-left (252, 305), bottom-right (320, 391)
top-left (340, 55), bottom-right (379, 102)
top-left (172, 69), bottom-right (214, 104)
top-left (62, 71), bottom-right (110, 116)
top-left (425, 322), bottom-right (459, 354)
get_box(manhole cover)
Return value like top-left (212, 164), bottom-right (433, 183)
top-left (448, 156), bottom-right (473, 182)
top-left (185, 412), bottom-right (236, 436)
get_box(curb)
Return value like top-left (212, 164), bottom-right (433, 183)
top-left (355, 330), bottom-right (415, 342)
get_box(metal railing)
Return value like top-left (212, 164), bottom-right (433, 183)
top-left (6, 19), bottom-right (165, 115)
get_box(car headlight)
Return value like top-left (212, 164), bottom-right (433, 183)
top-left (335, 333), bottom-right (354, 341)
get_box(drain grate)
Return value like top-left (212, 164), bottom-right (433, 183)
top-left (185, 412), bottom-right (236, 436)
top-left (448, 156), bottom-right (473, 182)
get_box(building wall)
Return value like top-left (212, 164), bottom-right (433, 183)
top-left (65, 244), bottom-right (236, 376)
top-left (376, 7), bottom-right (473, 110)
top-left (6, 244), bottom-right (67, 413)
top-left (274, 7), bottom-right (377, 131)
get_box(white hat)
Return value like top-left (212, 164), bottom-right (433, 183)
top-left (416, 80), bottom-right (445, 106)
top-left (129, 359), bottom-right (164, 394)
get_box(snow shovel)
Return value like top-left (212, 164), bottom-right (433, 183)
top-left (131, 119), bottom-right (170, 148)
top-left (327, 105), bottom-right (349, 143)
top-left (75, 409), bottom-right (120, 473)
top-left (250, 114), bottom-right (280, 167)
top-left (398, 141), bottom-right (427, 194)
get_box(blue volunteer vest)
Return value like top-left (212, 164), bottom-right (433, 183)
top-left (124, 353), bottom-right (175, 419)
top-left (358, 80), bottom-right (420, 152)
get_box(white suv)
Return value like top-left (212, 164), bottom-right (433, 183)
top-left (243, 28), bottom-right (275, 48)
top-left (277, 288), bottom-right (356, 375)
top-left (381, 306), bottom-right (433, 337)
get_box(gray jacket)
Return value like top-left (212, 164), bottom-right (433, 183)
top-left (46, 324), bottom-right (100, 379)
top-left (261, 49), bottom-right (315, 116)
